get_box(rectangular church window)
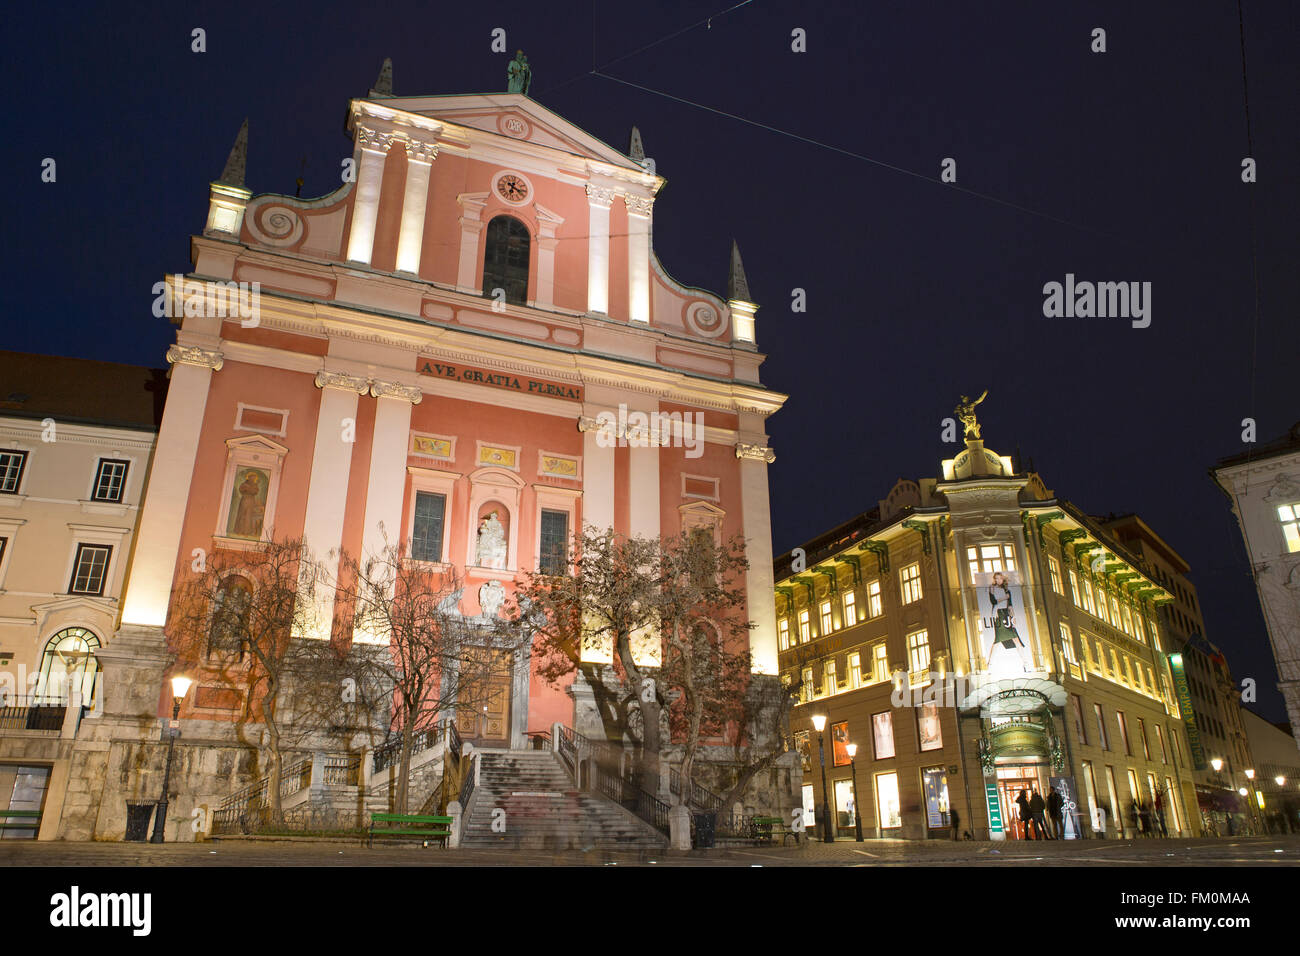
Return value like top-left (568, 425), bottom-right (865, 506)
top-left (411, 491), bottom-right (446, 562)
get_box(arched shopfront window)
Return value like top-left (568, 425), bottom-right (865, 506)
top-left (37, 627), bottom-right (100, 704)
top-left (481, 215), bottom-right (530, 305)
top-left (208, 575), bottom-right (252, 660)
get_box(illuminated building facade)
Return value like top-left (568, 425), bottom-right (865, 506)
top-left (40, 64), bottom-right (786, 841)
top-left (1213, 424), bottom-right (1300, 758)
top-left (776, 408), bottom-right (1200, 839)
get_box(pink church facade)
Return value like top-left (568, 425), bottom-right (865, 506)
top-left (119, 81), bottom-right (786, 748)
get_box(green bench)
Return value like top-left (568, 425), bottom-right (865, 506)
top-left (752, 815), bottom-right (800, 846)
top-left (368, 813), bottom-right (452, 848)
top-left (0, 810), bottom-right (41, 836)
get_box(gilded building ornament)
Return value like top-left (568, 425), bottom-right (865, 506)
top-left (314, 370), bottom-right (370, 394)
top-left (735, 442), bottom-right (776, 463)
top-left (955, 389), bottom-right (988, 440)
top-left (166, 344), bottom-right (224, 371)
top-left (369, 380), bottom-right (423, 404)
top-left (357, 125), bottom-right (395, 153)
top-left (404, 137), bottom-right (439, 164)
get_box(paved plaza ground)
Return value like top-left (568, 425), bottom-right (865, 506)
top-left (2, 834), bottom-right (1297, 866)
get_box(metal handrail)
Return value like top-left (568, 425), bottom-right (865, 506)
top-left (459, 752), bottom-right (478, 810)
top-left (669, 767), bottom-right (725, 811)
top-left (217, 756), bottom-right (312, 813)
top-left (372, 720), bottom-right (450, 774)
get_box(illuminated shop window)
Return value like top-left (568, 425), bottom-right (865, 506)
top-left (875, 771), bottom-right (901, 829)
top-left (872, 711), bottom-right (895, 759)
top-left (899, 563), bottom-right (923, 605)
top-left (918, 702), bottom-right (943, 751)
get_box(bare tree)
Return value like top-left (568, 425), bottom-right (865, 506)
top-left (329, 539), bottom-right (522, 814)
top-left (169, 537), bottom-right (365, 821)
top-left (514, 525), bottom-right (790, 806)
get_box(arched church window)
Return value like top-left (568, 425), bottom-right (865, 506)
top-left (37, 627), bottom-right (100, 705)
top-left (208, 575), bottom-right (252, 660)
top-left (481, 215), bottom-right (530, 305)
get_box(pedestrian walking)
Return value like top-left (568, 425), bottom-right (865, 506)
top-left (1029, 788), bottom-right (1051, 840)
top-left (1015, 788), bottom-right (1033, 840)
top-left (1047, 786), bottom-right (1065, 839)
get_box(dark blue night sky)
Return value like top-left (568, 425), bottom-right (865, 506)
top-left (3, 1), bottom-right (1297, 720)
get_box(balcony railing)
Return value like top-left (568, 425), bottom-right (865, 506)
top-left (0, 696), bottom-right (67, 733)
top-left (371, 720), bottom-right (452, 774)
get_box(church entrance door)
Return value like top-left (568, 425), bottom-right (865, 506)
top-left (457, 647), bottom-right (512, 748)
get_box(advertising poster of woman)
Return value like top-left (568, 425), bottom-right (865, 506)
top-left (974, 569), bottom-right (1035, 673)
top-left (831, 721), bottom-right (851, 767)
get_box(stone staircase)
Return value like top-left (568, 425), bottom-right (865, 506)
top-left (460, 750), bottom-right (667, 849)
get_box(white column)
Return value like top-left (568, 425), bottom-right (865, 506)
top-left (585, 185), bottom-right (614, 315)
top-left (625, 195), bottom-right (652, 324)
top-left (736, 442), bottom-right (779, 675)
top-left (345, 126), bottom-right (394, 266)
top-left (455, 193), bottom-right (488, 293)
top-left (579, 416), bottom-right (615, 531)
top-left (121, 346), bottom-right (221, 628)
top-left (359, 381), bottom-right (422, 564)
top-left (295, 371), bottom-right (369, 639)
top-left (394, 139), bottom-right (437, 274)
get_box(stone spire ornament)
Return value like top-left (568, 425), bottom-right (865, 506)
top-left (728, 240), bottom-right (751, 302)
top-left (628, 126), bottom-right (645, 162)
top-left (218, 118), bottom-right (248, 188)
top-left (372, 57), bottom-right (393, 96)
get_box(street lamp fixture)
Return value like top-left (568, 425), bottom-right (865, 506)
top-left (1238, 788), bottom-right (1248, 797)
top-left (846, 742), bottom-right (864, 842)
top-left (1210, 757), bottom-right (1223, 773)
top-left (150, 674), bottom-right (192, 844)
top-left (1276, 776), bottom-right (1286, 787)
top-left (1244, 768), bottom-right (1255, 780)
top-left (811, 714), bottom-right (833, 843)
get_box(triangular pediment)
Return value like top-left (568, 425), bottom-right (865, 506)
top-left (364, 93), bottom-right (646, 172)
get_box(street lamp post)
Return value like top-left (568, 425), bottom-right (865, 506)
top-left (811, 714), bottom-right (833, 843)
top-left (847, 742), bottom-right (864, 842)
top-left (150, 675), bottom-right (193, 844)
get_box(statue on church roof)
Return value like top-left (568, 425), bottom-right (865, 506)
top-left (507, 51), bottom-right (533, 95)
top-left (955, 390), bottom-right (988, 440)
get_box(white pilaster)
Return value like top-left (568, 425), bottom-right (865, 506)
top-left (395, 138), bottom-right (437, 275)
top-left (625, 195), bottom-right (653, 324)
top-left (533, 204), bottom-right (565, 311)
top-left (579, 415), bottom-right (615, 531)
top-left (121, 346), bottom-right (222, 628)
top-left (359, 381), bottom-right (422, 564)
top-left (628, 412), bottom-right (661, 539)
top-left (736, 442), bottom-right (779, 675)
top-left (295, 371), bottom-right (370, 639)
top-left (585, 185), bottom-right (614, 315)
top-left (455, 193), bottom-right (489, 293)
top-left (345, 126), bottom-right (394, 266)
